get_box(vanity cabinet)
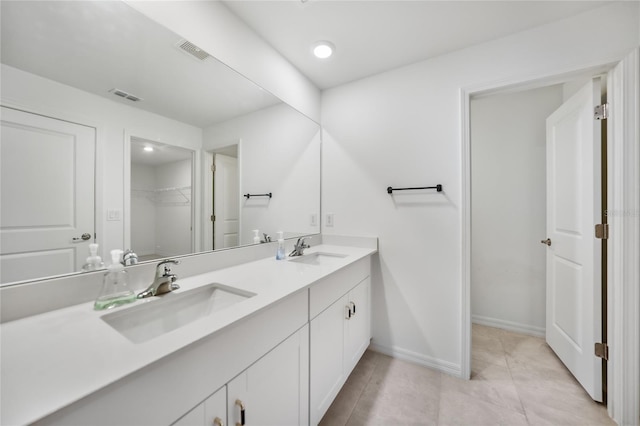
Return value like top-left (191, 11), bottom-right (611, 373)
top-left (309, 258), bottom-right (371, 426)
top-left (173, 386), bottom-right (225, 426)
top-left (172, 326), bottom-right (309, 426)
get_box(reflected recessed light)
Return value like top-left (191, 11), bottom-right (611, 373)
top-left (144, 146), bottom-right (154, 152)
top-left (313, 41), bottom-right (334, 59)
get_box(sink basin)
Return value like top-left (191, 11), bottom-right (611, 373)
top-left (288, 252), bottom-right (348, 266)
top-left (101, 283), bottom-right (255, 344)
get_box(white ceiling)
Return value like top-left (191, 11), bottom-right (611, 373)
top-left (223, 0), bottom-right (610, 90)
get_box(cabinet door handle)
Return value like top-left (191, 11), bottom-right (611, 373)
top-left (350, 301), bottom-right (356, 315)
top-left (345, 305), bottom-right (352, 320)
top-left (235, 399), bottom-right (245, 426)
top-left (213, 417), bottom-right (224, 426)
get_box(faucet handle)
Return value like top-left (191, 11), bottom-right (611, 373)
top-left (156, 259), bottom-right (180, 276)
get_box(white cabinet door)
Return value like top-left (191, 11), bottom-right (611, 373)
top-left (0, 106), bottom-right (95, 283)
top-left (173, 386), bottom-right (226, 426)
top-left (310, 294), bottom-right (348, 425)
top-left (228, 326), bottom-right (309, 426)
top-left (344, 278), bottom-right (371, 374)
top-left (204, 387), bottom-right (226, 426)
top-left (310, 277), bottom-right (372, 425)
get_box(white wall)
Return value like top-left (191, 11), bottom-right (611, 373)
top-left (1, 64), bottom-right (203, 260)
top-left (126, 0), bottom-right (321, 122)
top-left (321, 2), bottom-right (639, 374)
top-left (155, 159), bottom-right (193, 257)
top-left (470, 85), bottom-right (563, 336)
top-left (204, 103), bottom-right (321, 245)
top-left (131, 164), bottom-right (157, 256)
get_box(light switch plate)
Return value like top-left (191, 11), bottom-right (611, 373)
top-left (107, 209), bottom-right (121, 221)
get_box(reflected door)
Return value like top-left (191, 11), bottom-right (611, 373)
top-left (213, 154), bottom-right (239, 249)
top-left (545, 79), bottom-right (602, 401)
top-left (0, 106), bottom-right (95, 283)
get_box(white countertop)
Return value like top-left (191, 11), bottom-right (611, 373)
top-left (0, 244), bottom-right (376, 426)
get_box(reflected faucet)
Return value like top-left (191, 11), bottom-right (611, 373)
top-left (137, 259), bottom-right (180, 299)
top-left (121, 249), bottom-right (138, 266)
top-left (289, 237), bottom-right (310, 257)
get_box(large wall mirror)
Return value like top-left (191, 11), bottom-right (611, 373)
top-left (0, 1), bottom-right (321, 286)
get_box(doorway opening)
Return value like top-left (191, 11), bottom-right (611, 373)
top-left (127, 137), bottom-right (195, 261)
top-left (469, 75), bottom-right (608, 405)
top-left (204, 143), bottom-right (241, 251)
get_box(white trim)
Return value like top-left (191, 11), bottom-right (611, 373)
top-left (369, 343), bottom-right (461, 377)
top-left (472, 315), bottom-right (545, 338)
top-left (607, 47), bottom-right (640, 426)
top-left (460, 88), bottom-right (472, 381)
top-left (461, 52), bottom-right (639, 424)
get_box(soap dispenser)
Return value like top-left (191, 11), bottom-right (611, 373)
top-left (276, 231), bottom-right (285, 260)
top-left (252, 229), bottom-right (260, 244)
top-left (82, 243), bottom-right (105, 272)
top-left (94, 249), bottom-right (136, 310)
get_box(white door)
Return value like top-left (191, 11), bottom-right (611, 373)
top-left (0, 106), bottom-right (95, 283)
top-left (213, 154), bottom-right (239, 249)
top-left (545, 79), bottom-right (602, 401)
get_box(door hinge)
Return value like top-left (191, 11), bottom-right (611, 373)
top-left (211, 215), bottom-right (215, 222)
top-left (595, 342), bottom-right (609, 360)
top-left (595, 223), bottom-right (609, 240)
top-left (594, 103), bottom-right (609, 120)
top-left (211, 164), bottom-right (216, 173)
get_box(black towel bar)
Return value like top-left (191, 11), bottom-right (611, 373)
top-left (387, 185), bottom-right (442, 194)
top-left (244, 193), bottom-right (272, 199)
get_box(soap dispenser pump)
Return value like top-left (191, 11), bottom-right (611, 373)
top-left (276, 231), bottom-right (285, 260)
top-left (82, 243), bottom-right (105, 272)
top-left (94, 249), bottom-right (136, 310)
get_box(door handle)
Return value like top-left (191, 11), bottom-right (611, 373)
top-left (541, 238), bottom-right (551, 246)
top-left (72, 233), bottom-right (92, 242)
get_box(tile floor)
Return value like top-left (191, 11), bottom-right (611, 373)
top-left (319, 324), bottom-right (613, 426)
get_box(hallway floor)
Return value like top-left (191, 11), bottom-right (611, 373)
top-left (319, 324), bottom-right (613, 426)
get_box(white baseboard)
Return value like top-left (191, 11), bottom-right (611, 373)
top-left (472, 314), bottom-right (545, 338)
top-left (368, 343), bottom-right (462, 378)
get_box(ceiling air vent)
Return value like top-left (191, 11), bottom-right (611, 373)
top-left (178, 40), bottom-right (211, 61)
top-left (109, 88), bottom-right (143, 102)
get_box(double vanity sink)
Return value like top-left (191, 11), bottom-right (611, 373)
top-left (1, 240), bottom-right (377, 425)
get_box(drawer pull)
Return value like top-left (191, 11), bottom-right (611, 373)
top-left (235, 399), bottom-right (245, 426)
top-left (345, 305), bottom-right (352, 320)
top-left (213, 417), bottom-right (224, 426)
top-left (350, 301), bottom-right (356, 315)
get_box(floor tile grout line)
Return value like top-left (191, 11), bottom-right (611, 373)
top-left (343, 352), bottom-right (381, 426)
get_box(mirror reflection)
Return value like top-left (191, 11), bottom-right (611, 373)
top-left (130, 138), bottom-right (194, 261)
top-left (0, 1), bottom-right (320, 286)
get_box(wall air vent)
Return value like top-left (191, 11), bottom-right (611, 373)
top-left (109, 88), bottom-right (143, 102)
top-left (178, 40), bottom-right (211, 61)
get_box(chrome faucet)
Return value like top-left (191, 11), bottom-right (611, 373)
top-left (121, 249), bottom-right (138, 266)
top-left (289, 237), bottom-right (310, 257)
top-left (137, 259), bottom-right (180, 299)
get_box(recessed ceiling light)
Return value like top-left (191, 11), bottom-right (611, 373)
top-left (144, 146), bottom-right (154, 152)
top-left (313, 41), bottom-right (334, 59)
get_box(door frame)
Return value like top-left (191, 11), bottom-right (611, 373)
top-left (124, 131), bottom-right (200, 256)
top-left (203, 139), bottom-right (242, 252)
top-left (460, 50), bottom-right (639, 425)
